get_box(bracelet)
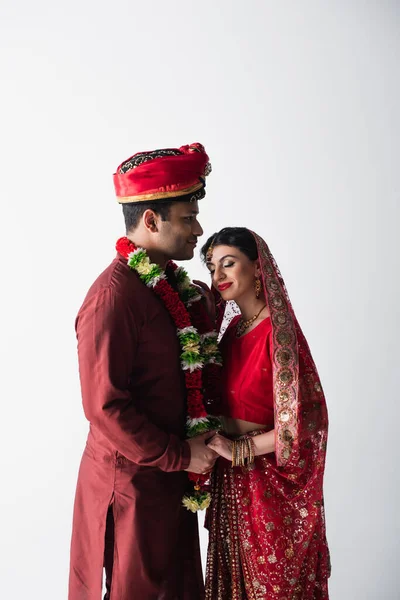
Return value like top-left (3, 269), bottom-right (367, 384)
top-left (231, 436), bottom-right (256, 468)
top-left (244, 435), bottom-right (256, 465)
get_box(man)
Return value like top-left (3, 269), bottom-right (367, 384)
top-left (69, 144), bottom-right (217, 600)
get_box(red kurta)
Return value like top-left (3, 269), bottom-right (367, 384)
top-left (69, 254), bottom-right (204, 600)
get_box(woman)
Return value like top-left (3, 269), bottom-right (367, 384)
top-left (201, 228), bottom-right (330, 600)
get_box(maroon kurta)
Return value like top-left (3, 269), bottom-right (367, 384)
top-left (69, 254), bottom-right (204, 600)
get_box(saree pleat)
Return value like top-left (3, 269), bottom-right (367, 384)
top-left (206, 455), bottom-right (330, 600)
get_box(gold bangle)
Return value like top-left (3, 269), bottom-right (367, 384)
top-left (243, 435), bottom-right (255, 465)
top-left (248, 436), bottom-right (256, 464)
top-left (236, 440), bottom-right (241, 466)
top-left (241, 438), bottom-right (247, 467)
top-left (244, 437), bottom-right (250, 465)
top-left (232, 440), bottom-right (240, 467)
top-left (233, 437), bottom-right (255, 468)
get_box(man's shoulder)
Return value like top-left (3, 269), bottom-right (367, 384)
top-left (79, 254), bottom-right (152, 313)
top-left (86, 254), bottom-right (142, 297)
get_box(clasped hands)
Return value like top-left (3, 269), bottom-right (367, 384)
top-left (185, 431), bottom-right (232, 474)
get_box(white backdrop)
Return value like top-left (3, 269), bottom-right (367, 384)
top-left (1, 1), bottom-right (399, 599)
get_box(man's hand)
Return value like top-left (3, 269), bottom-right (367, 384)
top-left (185, 431), bottom-right (219, 474)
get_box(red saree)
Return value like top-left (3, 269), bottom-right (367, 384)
top-left (205, 233), bottom-right (331, 599)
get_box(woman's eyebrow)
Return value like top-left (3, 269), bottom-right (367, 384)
top-left (218, 254), bottom-right (237, 262)
top-left (206, 254), bottom-right (237, 267)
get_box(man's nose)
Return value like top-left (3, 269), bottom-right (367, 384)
top-left (193, 219), bottom-right (203, 237)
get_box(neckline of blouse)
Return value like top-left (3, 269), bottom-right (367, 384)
top-left (234, 315), bottom-right (271, 340)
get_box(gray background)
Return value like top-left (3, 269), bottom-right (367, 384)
top-left (1, 1), bottom-right (399, 598)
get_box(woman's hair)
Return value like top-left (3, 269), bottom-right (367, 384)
top-left (200, 227), bottom-right (258, 262)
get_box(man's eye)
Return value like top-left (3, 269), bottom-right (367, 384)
top-left (184, 216), bottom-right (194, 222)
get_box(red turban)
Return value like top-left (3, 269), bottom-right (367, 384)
top-left (113, 143), bottom-right (211, 203)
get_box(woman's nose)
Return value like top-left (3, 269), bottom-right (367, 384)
top-left (214, 268), bottom-right (225, 282)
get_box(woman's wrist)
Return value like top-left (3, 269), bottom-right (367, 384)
top-left (252, 430), bottom-right (275, 456)
top-left (231, 436), bottom-right (256, 467)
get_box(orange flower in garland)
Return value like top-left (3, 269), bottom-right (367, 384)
top-left (116, 237), bottom-right (221, 511)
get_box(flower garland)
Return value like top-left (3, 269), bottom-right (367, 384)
top-left (116, 237), bottom-right (221, 511)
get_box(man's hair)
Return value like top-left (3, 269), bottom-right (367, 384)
top-left (122, 200), bottom-right (174, 233)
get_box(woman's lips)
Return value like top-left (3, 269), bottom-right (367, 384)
top-left (218, 282), bottom-right (232, 291)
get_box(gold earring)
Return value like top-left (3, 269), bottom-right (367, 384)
top-left (255, 278), bottom-right (262, 299)
top-left (206, 236), bottom-right (215, 262)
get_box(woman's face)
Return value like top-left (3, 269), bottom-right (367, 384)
top-left (206, 244), bottom-right (260, 303)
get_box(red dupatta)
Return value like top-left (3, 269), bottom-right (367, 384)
top-left (254, 232), bottom-right (329, 470)
top-left (215, 231), bottom-right (329, 473)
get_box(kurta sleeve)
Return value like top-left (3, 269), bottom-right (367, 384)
top-left (76, 286), bottom-right (191, 472)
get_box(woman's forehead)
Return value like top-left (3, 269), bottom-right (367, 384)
top-left (207, 245), bottom-right (243, 263)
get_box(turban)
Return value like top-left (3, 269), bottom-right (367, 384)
top-left (113, 143), bottom-right (211, 204)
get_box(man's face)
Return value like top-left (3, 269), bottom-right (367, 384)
top-left (157, 200), bottom-right (203, 261)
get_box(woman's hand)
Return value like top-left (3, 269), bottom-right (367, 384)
top-left (206, 432), bottom-right (233, 461)
top-left (207, 430), bottom-right (276, 462)
top-left (192, 279), bottom-right (216, 323)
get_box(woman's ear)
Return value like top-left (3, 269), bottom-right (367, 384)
top-left (255, 260), bottom-right (262, 278)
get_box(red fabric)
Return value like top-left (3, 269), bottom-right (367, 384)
top-left (69, 254), bottom-right (203, 599)
top-left (113, 143), bottom-right (209, 199)
top-left (205, 232), bottom-right (330, 599)
top-left (116, 238), bottom-right (219, 498)
top-left (219, 316), bottom-right (274, 425)
top-left (206, 453), bottom-right (330, 599)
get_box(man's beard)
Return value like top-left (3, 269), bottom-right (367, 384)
top-left (170, 245), bottom-right (195, 262)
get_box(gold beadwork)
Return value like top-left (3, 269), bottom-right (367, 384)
top-left (255, 277), bottom-right (262, 299)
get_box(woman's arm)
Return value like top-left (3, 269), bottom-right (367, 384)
top-left (252, 429), bottom-right (275, 456)
top-left (207, 429), bottom-right (276, 461)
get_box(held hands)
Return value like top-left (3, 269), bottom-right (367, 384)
top-left (205, 432), bottom-right (233, 462)
top-left (185, 431), bottom-right (219, 474)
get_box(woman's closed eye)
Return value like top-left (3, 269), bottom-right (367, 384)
top-left (208, 262), bottom-right (234, 275)
top-left (208, 261), bottom-right (235, 276)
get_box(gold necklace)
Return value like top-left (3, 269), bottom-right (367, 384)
top-left (236, 304), bottom-right (267, 337)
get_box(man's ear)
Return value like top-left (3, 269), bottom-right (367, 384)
top-left (142, 209), bottom-right (159, 233)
